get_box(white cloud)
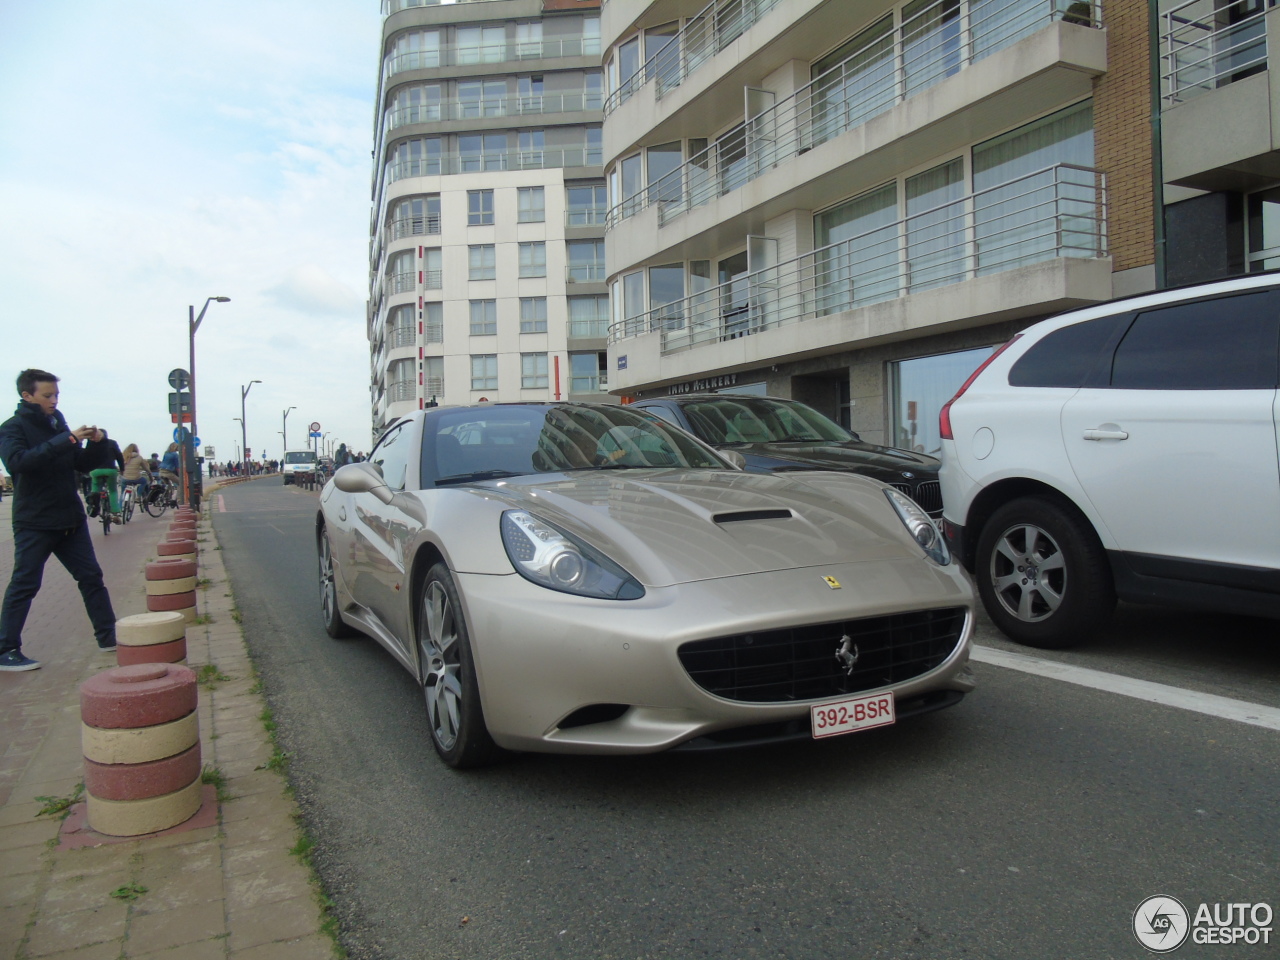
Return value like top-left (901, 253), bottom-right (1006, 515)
top-left (0, 0), bottom-right (381, 461)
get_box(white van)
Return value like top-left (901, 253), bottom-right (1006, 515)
top-left (282, 449), bottom-right (318, 485)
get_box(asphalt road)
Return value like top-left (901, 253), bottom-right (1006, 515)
top-left (212, 480), bottom-right (1280, 960)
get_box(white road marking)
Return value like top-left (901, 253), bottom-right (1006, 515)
top-left (971, 644), bottom-right (1280, 733)
top-left (217, 495), bottom-right (226, 512)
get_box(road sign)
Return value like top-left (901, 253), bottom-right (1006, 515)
top-left (309, 432), bottom-right (322, 439)
top-left (170, 414), bottom-right (193, 424)
top-left (173, 427), bottom-right (191, 443)
top-left (168, 392), bottom-right (192, 415)
top-left (309, 421), bottom-right (321, 432)
top-left (204, 446), bottom-right (216, 458)
top-left (168, 368), bottom-right (190, 391)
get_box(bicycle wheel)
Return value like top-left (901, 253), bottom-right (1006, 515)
top-left (100, 492), bottom-right (111, 535)
top-left (122, 488), bottom-right (134, 523)
top-left (143, 486), bottom-right (167, 518)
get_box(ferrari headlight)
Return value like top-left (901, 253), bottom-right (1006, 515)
top-left (884, 488), bottom-right (950, 566)
top-left (500, 510), bottom-right (645, 600)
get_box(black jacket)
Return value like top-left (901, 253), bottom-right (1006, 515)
top-left (0, 401), bottom-right (115, 529)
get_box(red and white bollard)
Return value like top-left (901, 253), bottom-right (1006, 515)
top-left (80, 664), bottom-right (202, 837)
top-left (157, 538), bottom-right (197, 563)
top-left (116, 610), bottom-right (188, 666)
top-left (145, 556), bottom-right (198, 623)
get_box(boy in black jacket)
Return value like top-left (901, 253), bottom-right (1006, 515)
top-left (0, 369), bottom-right (118, 671)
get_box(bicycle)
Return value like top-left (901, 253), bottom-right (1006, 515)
top-left (119, 483), bottom-right (137, 524)
top-left (88, 486), bottom-right (113, 535)
top-left (142, 476), bottom-right (177, 518)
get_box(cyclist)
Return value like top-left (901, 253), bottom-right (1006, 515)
top-left (158, 443), bottom-right (181, 504)
top-left (87, 429), bottom-right (124, 520)
top-left (119, 443), bottom-right (150, 509)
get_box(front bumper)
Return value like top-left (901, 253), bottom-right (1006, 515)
top-left (456, 557), bottom-right (976, 754)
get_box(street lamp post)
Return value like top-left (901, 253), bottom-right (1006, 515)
top-left (187, 295), bottom-right (230, 507)
top-left (282, 406), bottom-right (296, 454)
top-left (240, 381), bottom-right (261, 479)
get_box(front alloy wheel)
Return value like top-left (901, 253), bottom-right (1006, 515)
top-left (418, 563), bottom-right (499, 768)
top-left (976, 496), bottom-right (1114, 649)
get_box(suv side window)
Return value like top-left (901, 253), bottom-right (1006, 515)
top-left (1110, 291), bottom-right (1280, 390)
top-left (1008, 314), bottom-right (1128, 387)
top-left (636, 404), bottom-right (681, 427)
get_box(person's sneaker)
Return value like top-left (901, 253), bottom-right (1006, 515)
top-left (98, 639), bottom-right (117, 651)
top-left (0, 651), bottom-right (41, 671)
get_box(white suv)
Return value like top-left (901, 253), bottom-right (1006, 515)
top-left (939, 274), bottom-right (1280, 648)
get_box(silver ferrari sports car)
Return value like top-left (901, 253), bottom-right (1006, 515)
top-left (317, 402), bottom-right (975, 767)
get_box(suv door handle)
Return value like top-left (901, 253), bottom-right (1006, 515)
top-left (1082, 425), bottom-right (1129, 441)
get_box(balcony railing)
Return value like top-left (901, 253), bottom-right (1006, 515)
top-left (569, 318), bottom-right (610, 338)
top-left (425, 320), bottom-right (444, 343)
top-left (389, 324), bottom-right (416, 349)
top-left (386, 92), bottom-right (603, 133)
top-left (387, 379), bottom-right (417, 403)
top-left (386, 271), bottom-right (416, 296)
top-left (609, 164), bottom-right (1107, 352)
top-left (384, 0), bottom-right (509, 13)
top-left (567, 262), bottom-right (607, 283)
top-left (387, 146), bottom-right (601, 183)
top-left (605, 0), bottom-right (785, 114)
top-left (388, 214), bottom-right (441, 241)
top-left (570, 373), bottom-right (608, 393)
top-left (566, 206), bottom-right (608, 226)
top-left (1162, 0), bottom-right (1268, 104)
top-left (425, 376), bottom-right (444, 399)
top-left (609, 0), bottom-right (1099, 227)
top-left (386, 37), bottom-right (602, 78)
top-left (424, 268), bottom-right (442, 289)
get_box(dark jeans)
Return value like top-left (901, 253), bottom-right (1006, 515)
top-left (0, 520), bottom-right (117, 654)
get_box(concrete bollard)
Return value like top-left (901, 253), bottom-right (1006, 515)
top-left (80, 663), bottom-right (202, 837)
top-left (157, 538), bottom-right (197, 563)
top-left (117, 609), bottom-right (188, 666)
top-left (168, 521), bottom-right (197, 539)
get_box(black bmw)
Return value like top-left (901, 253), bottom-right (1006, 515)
top-left (629, 394), bottom-right (943, 517)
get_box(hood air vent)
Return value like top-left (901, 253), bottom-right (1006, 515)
top-left (713, 509), bottom-right (794, 524)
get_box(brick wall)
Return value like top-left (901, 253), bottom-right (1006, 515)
top-left (1092, 0), bottom-right (1155, 272)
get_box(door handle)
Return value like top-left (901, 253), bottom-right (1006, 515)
top-left (339, 506), bottom-right (347, 521)
top-left (1082, 425), bottom-right (1129, 441)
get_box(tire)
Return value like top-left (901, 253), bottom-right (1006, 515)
top-left (318, 529), bottom-right (357, 639)
top-left (975, 496), bottom-right (1115, 649)
top-left (417, 563), bottom-right (500, 768)
top-left (100, 493), bottom-right (111, 535)
top-left (143, 489), bottom-right (167, 518)
top-left (122, 491), bottom-right (134, 524)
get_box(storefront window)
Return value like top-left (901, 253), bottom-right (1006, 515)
top-left (890, 346), bottom-right (995, 455)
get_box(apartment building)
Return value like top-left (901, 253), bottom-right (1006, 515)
top-left (601, 0), bottom-right (1158, 454)
top-left (368, 0), bottom-right (608, 434)
top-left (1160, 0), bottom-right (1280, 283)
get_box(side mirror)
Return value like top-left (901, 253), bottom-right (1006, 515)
top-left (334, 463), bottom-right (394, 505)
top-left (720, 450), bottom-right (747, 470)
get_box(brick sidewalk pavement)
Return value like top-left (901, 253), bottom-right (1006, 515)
top-left (0, 488), bottom-right (335, 959)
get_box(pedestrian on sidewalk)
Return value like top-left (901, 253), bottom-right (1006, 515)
top-left (0, 369), bottom-right (119, 671)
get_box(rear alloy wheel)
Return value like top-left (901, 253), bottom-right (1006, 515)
top-left (318, 529), bottom-right (357, 639)
top-left (976, 496), bottom-right (1114, 649)
top-left (418, 563), bottom-right (500, 768)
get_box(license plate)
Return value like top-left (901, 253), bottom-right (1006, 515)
top-left (811, 692), bottom-right (895, 739)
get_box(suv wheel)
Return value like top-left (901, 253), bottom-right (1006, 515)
top-left (976, 496), bottom-right (1114, 649)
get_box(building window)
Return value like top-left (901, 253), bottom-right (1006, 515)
top-left (890, 347), bottom-right (995, 456)
top-left (568, 294), bottom-right (609, 338)
top-left (461, 134), bottom-right (507, 173)
top-left (518, 130), bottom-right (545, 168)
top-left (566, 182), bottom-right (606, 226)
top-left (519, 242), bottom-right (546, 278)
top-left (567, 239), bottom-right (605, 283)
top-left (457, 25), bottom-right (505, 65)
top-left (471, 354), bottom-right (498, 390)
top-left (468, 189), bottom-right (494, 226)
top-left (387, 304), bottom-right (416, 348)
top-left (469, 300), bottom-right (497, 336)
top-left (520, 297), bottom-right (548, 333)
top-left (518, 186), bottom-right (545, 223)
top-left (423, 248), bottom-right (442, 289)
top-left (389, 195), bottom-right (440, 239)
top-left (424, 301), bottom-right (443, 343)
top-left (569, 351), bottom-right (606, 394)
top-left (424, 356), bottom-right (443, 399)
top-left (469, 244), bottom-right (496, 281)
top-left (386, 250), bottom-right (415, 294)
top-left (386, 137), bottom-right (441, 182)
top-left (458, 79), bottom-right (506, 119)
top-left (586, 126), bottom-right (602, 166)
top-left (521, 353), bottom-right (549, 389)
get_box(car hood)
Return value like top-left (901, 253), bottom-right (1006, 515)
top-left (464, 469), bottom-right (931, 587)
top-left (728, 441), bottom-right (938, 479)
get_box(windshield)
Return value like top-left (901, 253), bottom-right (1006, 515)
top-left (680, 397), bottom-right (852, 444)
top-left (285, 452), bottom-right (317, 464)
top-left (422, 404), bottom-right (728, 487)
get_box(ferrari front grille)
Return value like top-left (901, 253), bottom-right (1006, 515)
top-left (677, 607), bottom-right (966, 703)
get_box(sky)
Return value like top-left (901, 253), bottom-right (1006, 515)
top-left (0, 1), bottom-right (384, 464)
